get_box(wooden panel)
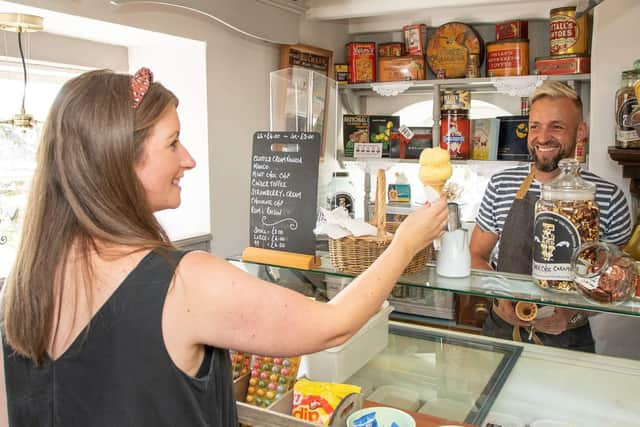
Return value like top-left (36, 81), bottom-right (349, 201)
top-left (455, 294), bottom-right (491, 329)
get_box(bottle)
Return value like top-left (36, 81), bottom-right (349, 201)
top-left (532, 158), bottom-right (599, 292)
top-left (615, 66), bottom-right (640, 148)
top-left (326, 171), bottom-right (355, 218)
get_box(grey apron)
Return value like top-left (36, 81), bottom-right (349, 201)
top-left (482, 168), bottom-right (595, 352)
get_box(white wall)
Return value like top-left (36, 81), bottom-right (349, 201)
top-left (0, 0), bottom-right (309, 256)
top-left (129, 42), bottom-right (210, 240)
top-left (587, 0), bottom-right (640, 360)
top-left (589, 0), bottom-right (640, 207)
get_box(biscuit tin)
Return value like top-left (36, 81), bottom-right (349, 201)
top-left (346, 42), bottom-right (376, 83)
top-left (378, 42), bottom-right (403, 57)
top-left (427, 22), bottom-right (483, 79)
top-left (403, 24), bottom-right (427, 56)
top-left (486, 39), bottom-right (529, 77)
top-left (496, 20), bottom-right (528, 41)
top-left (378, 56), bottom-right (425, 82)
top-left (550, 7), bottom-right (590, 55)
top-left (534, 54), bottom-right (590, 75)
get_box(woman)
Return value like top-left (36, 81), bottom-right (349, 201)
top-left (0, 69), bottom-right (448, 426)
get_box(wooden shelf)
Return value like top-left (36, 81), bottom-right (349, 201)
top-left (608, 146), bottom-right (640, 196)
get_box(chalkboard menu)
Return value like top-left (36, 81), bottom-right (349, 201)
top-left (249, 131), bottom-right (321, 256)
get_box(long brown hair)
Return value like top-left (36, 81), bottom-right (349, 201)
top-left (2, 69), bottom-right (178, 364)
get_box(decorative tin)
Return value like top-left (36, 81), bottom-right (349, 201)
top-left (549, 7), bottom-right (589, 55)
top-left (486, 39), bottom-right (529, 77)
top-left (440, 109), bottom-right (470, 160)
top-left (378, 42), bottom-right (403, 57)
top-left (496, 20), bottom-right (528, 41)
top-left (346, 42), bottom-right (376, 83)
top-left (441, 89), bottom-right (470, 111)
top-left (378, 56), bottom-right (425, 82)
top-left (466, 53), bottom-right (480, 78)
top-left (497, 115), bottom-right (530, 161)
top-left (335, 63), bottom-right (349, 85)
top-left (534, 54), bottom-right (591, 75)
top-left (403, 24), bottom-right (427, 56)
top-left (427, 22), bottom-right (483, 79)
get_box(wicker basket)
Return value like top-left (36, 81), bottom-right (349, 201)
top-left (328, 169), bottom-right (429, 275)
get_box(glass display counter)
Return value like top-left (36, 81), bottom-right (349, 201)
top-left (227, 256), bottom-right (640, 426)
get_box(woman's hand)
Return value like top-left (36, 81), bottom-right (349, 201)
top-left (393, 198), bottom-right (448, 257)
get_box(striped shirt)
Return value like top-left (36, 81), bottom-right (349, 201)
top-left (476, 164), bottom-right (631, 252)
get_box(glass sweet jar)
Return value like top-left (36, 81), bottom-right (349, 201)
top-left (532, 158), bottom-right (599, 292)
top-left (572, 242), bottom-right (634, 305)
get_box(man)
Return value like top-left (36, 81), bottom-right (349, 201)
top-left (470, 81), bottom-right (631, 351)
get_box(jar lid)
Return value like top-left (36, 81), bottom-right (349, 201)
top-left (622, 69), bottom-right (640, 79)
top-left (541, 158), bottom-right (595, 201)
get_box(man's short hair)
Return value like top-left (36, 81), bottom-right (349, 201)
top-left (530, 80), bottom-right (583, 119)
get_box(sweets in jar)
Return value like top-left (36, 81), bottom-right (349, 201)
top-left (244, 355), bottom-right (300, 408)
top-left (573, 242), bottom-right (633, 305)
top-left (532, 159), bottom-right (599, 292)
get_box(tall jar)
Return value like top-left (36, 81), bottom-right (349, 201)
top-left (615, 68), bottom-right (640, 148)
top-left (532, 158), bottom-right (599, 292)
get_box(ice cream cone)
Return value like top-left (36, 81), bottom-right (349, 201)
top-left (422, 179), bottom-right (446, 195)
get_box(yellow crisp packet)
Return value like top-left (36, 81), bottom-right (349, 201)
top-left (291, 378), bottom-right (361, 425)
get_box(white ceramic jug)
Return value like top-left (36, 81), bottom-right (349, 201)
top-left (436, 228), bottom-right (471, 278)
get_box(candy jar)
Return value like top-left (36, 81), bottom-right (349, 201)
top-left (572, 241), bottom-right (633, 305)
top-left (532, 158), bottom-right (599, 292)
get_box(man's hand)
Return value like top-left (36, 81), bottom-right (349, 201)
top-left (532, 308), bottom-right (581, 335)
top-left (493, 299), bottom-right (531, 328)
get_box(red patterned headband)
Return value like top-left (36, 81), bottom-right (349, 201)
top-left (130, 67), bottom-right (154, 109)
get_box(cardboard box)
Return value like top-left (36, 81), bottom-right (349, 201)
top-left (343, 114), bottom-right (369, 157)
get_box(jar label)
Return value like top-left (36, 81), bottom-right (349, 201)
top-left (575, 275), bottom-right (599, 290)
top-left (532, 211), bottom-right (580, 280)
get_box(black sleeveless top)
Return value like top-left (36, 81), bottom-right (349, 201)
top-left (2, 249), bottom-right (238, 426)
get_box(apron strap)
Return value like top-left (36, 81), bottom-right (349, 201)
top-left (512, 325), bottom-right (544, 345)
top-left (515, 167), bottom-right (535, 200)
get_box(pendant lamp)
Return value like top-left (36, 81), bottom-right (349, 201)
top-left (0, 13), bottom-right (44, 129)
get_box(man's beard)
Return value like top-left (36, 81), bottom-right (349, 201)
top-left (529, 140), bottom-right (565, 172)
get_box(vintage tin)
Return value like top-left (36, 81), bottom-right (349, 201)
top-left (497, 115), bottom-right (530, 161)
top-left (335, 63), bottom-right (349, 85)
top-left (441, 89), bottom-right (470, 111)
top-left (378, 42), bottom-right (403, 57)
top-left (466, 53), bottom-right (481, 78)
top-left (346, 42), bottom-right (376, 83)
top-left (403, 24), bottom-right (427, 56)
top-left (378, 56), bottom-right (425, 82)
top-left (496, 20), bottom-right (528, 41)
top-left (427, 22), bottom-right (483, 78)
top-left (440, 109), bottom-right (470, 160)
top-left (534, 54), bottom-right (591, 75)
top-left (549, 7), bottom-right (590, 55)
top-left (486, 39), bottom-right (529, 77)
